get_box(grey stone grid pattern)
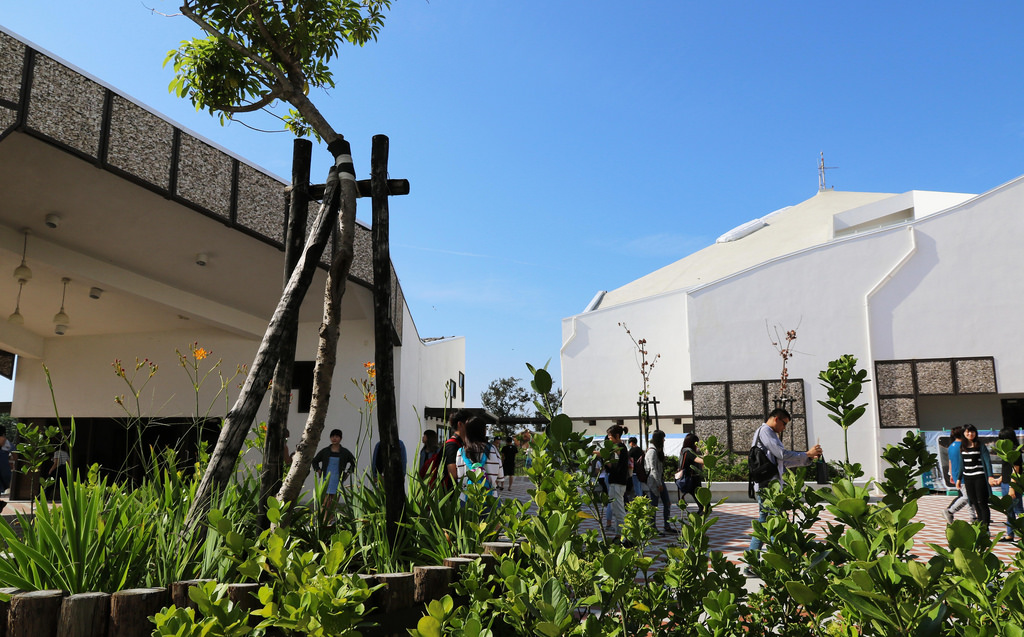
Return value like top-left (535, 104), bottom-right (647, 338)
top-left (0, 32), bottom-right (24, 103)
top-left (695, 419), bottom-right (728, 448)
top-left (0, 106), bottom-right (14, 131)
top-left (236, 163), bottom-right (286, 244)
top-left (693, 384), bottom-right (727, 417)
top-left (915, 360), bottom-right (954, 395)
top-left (876, 361), bottom-right (915, 396)
top-left (788, 416), bottom-right (808, 452)
top-left (767, 379), bottom-right (805, 416)
top-left (350, 225), bottom-right (373, 282)
top-left (175, 133), bottom-right (233, 219)
top-left (729, 383), bottom-right (764, 417)
top-left (26, 55), bottom-right (104, 157)
top-left (879, 396), bottom-right (917, 428)
top-left (731, 418), bottom-right (764, 453)
top-left (955, 359), bottom-right (996, 394)
top-left (106, 96), bottom-right (174, 190)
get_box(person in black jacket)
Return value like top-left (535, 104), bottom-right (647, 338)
top-left (605, 424), bottom-right (629, 539)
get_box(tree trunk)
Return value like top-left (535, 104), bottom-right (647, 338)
top-left (258, 139), bottom-right (312, 528)
top-left (183, 146), bottom-right (346, 532)
top-left (370, 135), bottom-right (406, 543)
top-left (275, 146), bottom-right (360, 513)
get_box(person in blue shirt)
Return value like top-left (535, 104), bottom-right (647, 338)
top-left (944, 426), bottom-right (976, 524)
top-left (371, 438), bottom-right (408, 484)
top-left (313, 429), bottom-right (356, 509)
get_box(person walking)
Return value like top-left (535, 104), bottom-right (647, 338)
top-left (746, 408), bottom-right (823, 574)
top-left (645, 430), bottom-right (676, 534)
top-left (675, 433), bottom-right (705, 514)
top-left (604, 424), bottom-right (629, 541)
top-left (627, 437), bottom-right (646, 501)
top-left (312, 429), bottom-right (356, 510)
top-left (994, 426), bottom-right (1022, 542)
top-left (956, 423), bottom-right (996, 537)
top-left (944, 426), bottom-right (977, 524)
top-left (500, 437), bottom-right (518, 490)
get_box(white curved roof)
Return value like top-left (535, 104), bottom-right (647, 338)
top-left (594, 189), bottom-right (974, 310)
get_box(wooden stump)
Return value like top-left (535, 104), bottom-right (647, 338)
top-left (0, 588), bottom-right (20, 637)
top-left (108, 588), bottom-right (167, 637)
top-left (57, 592), bottom-right (109, 637)
top-left (371, 573), bottom-right (415, 614)
top-left (441, 556), bottom-right (474, 579)
top-left (460, 552), bottom-right (498, 576)
top-left (170, 580), bottom-right (212, 610)
top-left (8, 590), bottom-right (64, 637)
top-left (482, 541), bottom-right (517, 559)
top-left (412, 566), bottom-right (452, 603)
top-left (226, 583), bottom-right (262, 629)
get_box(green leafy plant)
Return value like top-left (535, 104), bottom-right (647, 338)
top-left (817, 354), bottom-right (869, 475)
top-left (14, 420), bottom-right (61, 512)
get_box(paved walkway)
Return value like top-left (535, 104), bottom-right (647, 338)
top-left (494, 477), bottom-right (1019, 569)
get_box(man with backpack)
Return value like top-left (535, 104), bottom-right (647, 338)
top-left (746, 409), bottom-right (823, 569)
top-left (604, 425), bottom-right (630, 541)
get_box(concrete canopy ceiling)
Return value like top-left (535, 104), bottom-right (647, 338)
top-left (0, 131), bottom-right (369, 358)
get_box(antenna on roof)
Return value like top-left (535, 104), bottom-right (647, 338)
top-left (818, 152), bottom-right (838, 191)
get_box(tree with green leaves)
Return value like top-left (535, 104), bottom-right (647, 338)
top-left (480, 377), bottom-right (532, 438)
top-left (168, 0), bottom-right (396, 532)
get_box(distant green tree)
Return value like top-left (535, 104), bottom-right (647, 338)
top-left (481, 377), bottom-right (532, 438)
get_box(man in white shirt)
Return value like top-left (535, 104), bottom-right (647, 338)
top-left (746, 409), bottom-right (823, 561)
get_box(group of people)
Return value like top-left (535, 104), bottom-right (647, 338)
top-left (944, 423), bottom-right (1022, 540)
top-left (596, 424), bottom-right (708, 542)
top-left (311, 410), bottom-right (529, 507)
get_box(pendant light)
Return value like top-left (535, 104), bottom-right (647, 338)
top-left (13, 228), bottom-right (32, 283)
top-left (53, 277), bottom-right (70, 335)
top-left (7, 280), bottom-right (24, 324)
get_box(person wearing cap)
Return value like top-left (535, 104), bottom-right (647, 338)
top-left (645, 430), bottom-right (676, 534)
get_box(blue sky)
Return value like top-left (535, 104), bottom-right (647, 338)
top-left (2, 2), bottom-right (1023, 406)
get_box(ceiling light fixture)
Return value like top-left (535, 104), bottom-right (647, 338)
top-left (7, 280), bottom-right (24, 325)
top-left (53, 277), bottom-right (70, 336)
top-left (13, 228), bottom-right (32, 283)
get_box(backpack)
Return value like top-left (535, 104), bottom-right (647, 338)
top-left (440, 434), bottom-right (463, 489)
top-left (459, 446), bottom-right (494, 497)
top-left (633, 449), bottom-right (649, 482)
top-left (419, 448), bottom-right (443, 486)
top-left (748, 429), bottom-right (778, 498)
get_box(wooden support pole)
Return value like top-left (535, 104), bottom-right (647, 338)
top-left (370, 134), bottom-right (405, 543)
top-left (108, 588), bottom-right (168, 637)
top-left (57, 592), bottom-right (109, 637)
top-left (8, 590), bottom-right (63, 637)
top-left (260, 138), bottom-right (313, 527)
top-left (226, 583), bottom-right (262, 628)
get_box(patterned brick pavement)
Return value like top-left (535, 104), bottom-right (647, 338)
top-left (494, 479), bottom-right (1019, 569)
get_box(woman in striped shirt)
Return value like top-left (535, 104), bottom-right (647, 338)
top-left (956, 423), bottom-right (995, 534)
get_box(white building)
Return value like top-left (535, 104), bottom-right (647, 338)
top-left (0, 29), bottom-right (464, 496)
top-left (562, 178), bottom-right (1024, 481)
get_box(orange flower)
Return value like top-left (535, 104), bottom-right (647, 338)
top-left (365, 393), bottom-right (376, 405)
top-left (194, 347), bottom-right (209, 361)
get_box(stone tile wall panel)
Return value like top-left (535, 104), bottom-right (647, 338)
top-left (767, 380), bottom-right (805, 415)
top-left (26, 56), bottom-right (104, 157)
top-left (955, 359), bottom-right (996, 394)
top-left (731, 418), bottom-right (763, 453)
top-left (176, 134), bottom-right (232, 219)
top-left (0, 106), bottom-right (15, 131)
top-left (106, 96), bottom-right (173, 190)
top-left (915, 360), bottom-right (953, 395)
top-left (695, 419), bottom-right (728, 447)
top-left (0, 32), bottom-right (24, 103)
top-left (879, 397), bottom-right (917, 428)
top-left (350, 225), bottom-right (372, 282)
top-left (877, 361), bottom-right (914, 396)
top-left (729, 383), bottom-right (764, 417)
top-left (693, 384), bottom-right (726, 417)
top-left (236, 163), bottom-right (285, 244)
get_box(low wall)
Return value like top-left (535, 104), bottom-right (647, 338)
top-left (0, 542), bottom-right (518, 637)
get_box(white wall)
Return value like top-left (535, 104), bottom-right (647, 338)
top-left (561, 289), bottom-right (690, 422)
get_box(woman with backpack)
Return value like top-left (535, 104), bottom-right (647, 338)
top-left (675, 433), bottom-right (705, 514)
top-left (645, 430), bottom-right (676, 534)
top-left (455, 417), bottom-right (504, 498)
